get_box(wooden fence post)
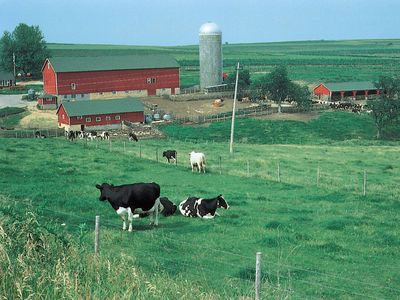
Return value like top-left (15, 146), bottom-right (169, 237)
top-left (94, 215), bottom-right (100, 255)
top-left (139, 144), bottom-right (142, 158)
top-left (123, 141), bottom-right (126, 153)
top-left (255, 252), bottom-right (262, 300)
top-left (277, 161), bottom-right (281, 182)
top-left (109, 140), bottom-right (112, 152)
top-left (247, 160), bottom-right (250, 177)
top-left (363, 170), bottom-right (367, 196)
top-left (219, 156), bottom-right (222, 175)
top-left (156, 147), bottom-right (159, 162)
top-left (317, 163), bottom-right (320, 187)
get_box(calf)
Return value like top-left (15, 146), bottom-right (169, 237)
top-left (179, 194), bottom-right (229, 219)
top-left (190, 151), bottom-right (206, 173)
top-left (163, 150), bottom-right (177, 164)
top-left (95, 182), bottom-right (161, 232)
top-left (134, 197), bottom-right (177, 218)
top-left (100, 131), bottom-right (110, 140)
top-left (128, 132), bottom-right (138, 142)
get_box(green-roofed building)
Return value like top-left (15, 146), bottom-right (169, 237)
top-left (56, 97), bottom-right (144, 131)
top-left (0, 69), bottom-right (15, 88)
top-left (42, 54), bottom-right (180, 103)
top-left (314, 81), bottom-right (381, 101)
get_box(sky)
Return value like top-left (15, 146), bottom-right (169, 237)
top-left (1, 0), bottom-right (399, 46)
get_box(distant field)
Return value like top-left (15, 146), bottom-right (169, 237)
top-left (48, 39), bottom-right (400, 87)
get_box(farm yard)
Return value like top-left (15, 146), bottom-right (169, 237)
top-left (0, 38), bottom-right (400, 299)
top-left (1, 112), bottom-right (399, 299)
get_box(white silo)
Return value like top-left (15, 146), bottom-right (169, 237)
top-left (199, 22), bottom-right (223, 90)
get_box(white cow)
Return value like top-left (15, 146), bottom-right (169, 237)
top-left (190, 151), bottom-right (206, 173)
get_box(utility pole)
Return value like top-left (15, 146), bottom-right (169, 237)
top-left (229, 62), bottom-right (240, 154)
top-left (12, 53), bottom-right (16, 78)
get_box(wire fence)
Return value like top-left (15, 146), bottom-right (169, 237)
top-left (73, 138), bottom-right (399, 197)
top-left (0, 128), bottom-right (64, 138)
top-left (2, 197), bottom-right (398, 300)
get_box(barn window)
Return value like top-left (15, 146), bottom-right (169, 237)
top-left (86, 117), bottom-right (91, 122)
top-left (147, 78), bottom-right (152, 84)
top-left (105, 116), bottom-right (111, 121)
top-left (63, 95), bottom-right (67, 99)
top-left (71, 94), bottom-right (76, 99)
top-left (152, 78), bottom-right (156, 83)
top-left (81, 94), bottom-right (85, 98)
top-left (77, 116), bottom-right (82, 120)
top-left (112, 91), bottom-right (116, 94)
top-left (62, 114), bottom-right (65, 119)
top-left (115, 115), bottom-right (120, 120)
top-left (96, 117), bottom-right (101, 122)
top-left (71, 83), bottom-right (76, 90)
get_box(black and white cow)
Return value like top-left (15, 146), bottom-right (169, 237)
top-left (163, 150), bottom-right (177, 164)
top-left (95, 182), bottom-right (161, 232)
top-left (35, 131), bottom-right (46, 138)
top-left (67, 130), bottom-right (76, 141)
top-left (128, 132), bottom-right (138, 142)
top-left (100, 131), bottom-right (110, 140)
top-left (87, 131), bottom-right (97, 140)
top-left (179, 194), bottom-right (229, 219)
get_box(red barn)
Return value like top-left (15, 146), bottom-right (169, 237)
top-left (42, 54), bottom-right (180, 104)
top-left (314, 81), bottom-right (380, 101)
top-left (56, 97), bottom-right (144, 131)
top-left (37, 94), bottom-right (58, 109)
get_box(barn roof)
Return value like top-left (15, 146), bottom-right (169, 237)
top-left (46, 54), bottom-right (180, 73)
top-left (59, 98), bottom-right (144, 117)
top-left (0, 69), bottom-right (14, 80)
top-left (321, 81), bottom-right (377, 92)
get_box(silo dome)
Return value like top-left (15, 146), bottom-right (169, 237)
top-left (199, 22), bottom-right (223, 90)
top-left (199, 22), bottom-right (221, 35)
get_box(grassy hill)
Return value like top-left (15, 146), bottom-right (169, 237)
top-left (47, 39), bottom-right (400, 87)
top-left (1, 113), bottom-right (399, 299)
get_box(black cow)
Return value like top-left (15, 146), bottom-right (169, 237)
top-left (67, 130), bottom-right (76, 141)
top-left (128, 132), bottom-right (138, 142)
top-left (179, 194), bottom-right (229, 219)
top-left (162, 150), bottom-right (177, 164)
top-left (95, 182), bottom-right (160, 232)
top-left (135, 197), bottom-right (177, 218)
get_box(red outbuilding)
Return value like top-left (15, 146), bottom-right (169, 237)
top-left (37, 94), bottom-right (58, 110)
top-left (42, 54), bottom-right (180, 104)
top-left (56, 97), bottom-right (144, 131)
top-left (313, 81), bottom-right (380, 101)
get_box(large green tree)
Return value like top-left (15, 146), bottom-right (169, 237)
top-left (225, 69), bottom-right (251, 99)
top-left (0, 23), bottom-right (50, 77)
top-left (252, 65), bottom-right (311, 112)
top-left (368, 76), bottom-right (400, 139)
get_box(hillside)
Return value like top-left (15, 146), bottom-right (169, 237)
top-left (1, 114), bottom-right (399, 299)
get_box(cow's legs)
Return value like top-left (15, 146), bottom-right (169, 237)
top-left (116, 208), bottom-right (128, 230)
top-left (150, 198), bottom-right (160, 226)
top-left (127, 209), bottom-right (133, 232)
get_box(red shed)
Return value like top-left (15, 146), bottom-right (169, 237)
top-left (42, 54), bottom-right (180, 103)
top-left (56, 97), bottom-right (144, 131)
top-left (314, 81), bottom-right (380, 101)
top-left (37, 94), bottom-right (58, 109)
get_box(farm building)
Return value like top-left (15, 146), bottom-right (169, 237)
top-left (314, 81), bottom-right (380, 101)
top-left (37, 94), bottom-right (58, 110)
top-left (42, 54), bottom-right (180, 104)
top-left (56, 97), bottom-right (144, 131)
top-left (0, 69), bottom-right (16, 88)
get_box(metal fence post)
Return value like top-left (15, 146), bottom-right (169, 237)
top-left (255, 252), bottom-right (262, 300)
top-left (95, 215), bottom-right (100, 255)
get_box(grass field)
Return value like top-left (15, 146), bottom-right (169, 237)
top-left (47, 39), bottom-right (400, 88)
top-left (1, 112), bottom-right (399, 299)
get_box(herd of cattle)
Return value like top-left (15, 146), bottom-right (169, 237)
top-left (95, 181), bottom-right (229, 232)
top-left (64, 130), bottom-right (138, 142)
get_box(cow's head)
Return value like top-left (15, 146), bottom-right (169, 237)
top-left (217, 195), bottom-right (229, 210)
top-left (159, 197), bottom-right (177, 216)
top-left (162, 151), bottom-right (167, 157)
top-left (95, 183), bottom-right (112, 201)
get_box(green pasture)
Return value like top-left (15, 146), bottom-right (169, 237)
top-left (47, 39), bottom-right (400, 87)
top-left (0, 112), bottom-right (399, 299)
